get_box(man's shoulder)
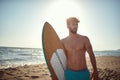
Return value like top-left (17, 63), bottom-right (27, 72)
top-left (78, 34), bottom-right (89, 40)
top-left (61, 37), bottom-right (68, 43)
top-left (78, 35), bottom-right (90, 44)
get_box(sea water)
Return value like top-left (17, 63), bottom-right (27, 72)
top-left (0, 47), bottom-right (120, 68)
top-left (0, 47), bottom-right (45, 68)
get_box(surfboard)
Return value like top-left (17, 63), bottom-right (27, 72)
top-left (42, 22), bottom-right (66, 80)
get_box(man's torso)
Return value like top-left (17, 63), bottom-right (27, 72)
top-left (62, 34), bottom-right (88, 71)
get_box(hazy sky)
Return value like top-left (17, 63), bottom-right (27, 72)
top-left (0, 0), bottom-right (120, 50)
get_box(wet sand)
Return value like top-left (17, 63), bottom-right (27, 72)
top-left (0, 56), bottom-right (120, 80)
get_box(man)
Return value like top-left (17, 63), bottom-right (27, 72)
top-left (61, 17), bottom-right (99, 80)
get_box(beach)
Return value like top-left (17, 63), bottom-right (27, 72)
top-left (0, 56), bottom-right (120, 80)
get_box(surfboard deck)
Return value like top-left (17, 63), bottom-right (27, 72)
top-left (42, 22), bottom-right (66, 80)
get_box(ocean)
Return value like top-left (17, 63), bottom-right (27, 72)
top-left (0, 47), bottom-right (44, 68)
top-left (0, 47), bottom-right (120, 69)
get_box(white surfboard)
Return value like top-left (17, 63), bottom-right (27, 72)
top-left (50, 49), bottom-right (66, 80)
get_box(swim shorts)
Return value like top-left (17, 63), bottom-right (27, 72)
top-left (64, 69), bottom-right (90, 80)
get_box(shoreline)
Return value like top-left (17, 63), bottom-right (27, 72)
top-left (0, 56), bottom-right (120, 80)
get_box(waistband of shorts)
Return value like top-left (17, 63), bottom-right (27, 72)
top-left (66, 68), bottom-right (89, 72)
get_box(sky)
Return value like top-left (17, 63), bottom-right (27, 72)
top-left (0, 0), bottom-right (120, 50)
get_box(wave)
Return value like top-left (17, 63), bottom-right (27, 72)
top-left (94, 50), bottom-right (120, 56)
top-left (0, 58), bottom-right (26, 62)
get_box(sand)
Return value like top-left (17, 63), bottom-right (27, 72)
top-left (0, 56), bottom-right (120, 80)
top-left (87, 56), bottom-right (120, 80)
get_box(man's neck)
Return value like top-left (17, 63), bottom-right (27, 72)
top-left (69, 32), bottom-right (78, 38)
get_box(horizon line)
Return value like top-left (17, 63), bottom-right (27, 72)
top-left (0, 46), bottom-right (119, 51)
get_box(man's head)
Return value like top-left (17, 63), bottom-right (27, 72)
top-left (66, 17), bottom-right (80, 33)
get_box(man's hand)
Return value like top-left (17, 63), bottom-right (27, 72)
top-left (91, 71), bottom-right (99, 80)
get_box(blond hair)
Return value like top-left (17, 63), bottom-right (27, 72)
top-left (66, 17), bottom-right (80, 25)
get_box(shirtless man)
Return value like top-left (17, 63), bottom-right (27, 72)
top-left (61, 17), bottom-right (99, 80)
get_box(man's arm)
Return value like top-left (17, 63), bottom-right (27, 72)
top-left (85, 37), bottom-right (99, 80)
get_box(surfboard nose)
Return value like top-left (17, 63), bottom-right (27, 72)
top-left (44, 22), bottom-right (50, 27)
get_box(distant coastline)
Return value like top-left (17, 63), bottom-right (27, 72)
top-left (0, 46), bottom-right (41, 50)
top-left (0, 46), bottom-right (119, 52)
